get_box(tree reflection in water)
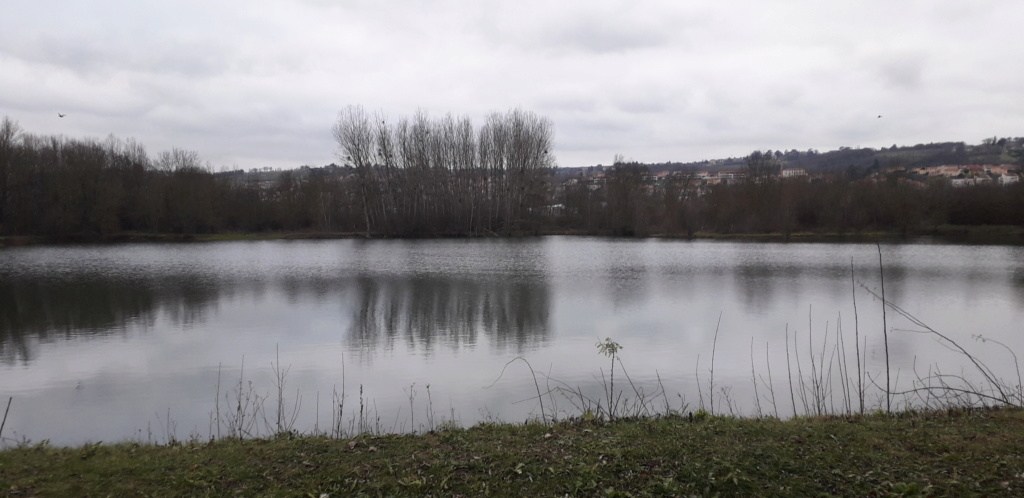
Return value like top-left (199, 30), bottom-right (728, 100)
top-left (0, 274), bottom-right (219, 364)
top-left (347, 275), bottom-right (550, 357)
top-left (0, 270), bottom-right (551, 365)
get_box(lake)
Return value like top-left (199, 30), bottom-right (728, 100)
top-left (2, 237), bottom-right (1023, 446)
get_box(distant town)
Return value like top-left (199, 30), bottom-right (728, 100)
top-left (224, 138), bottom-right (1023, 194)
top-left (218, 139), bottom-right (1023, 217)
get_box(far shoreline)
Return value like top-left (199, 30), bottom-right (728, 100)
top-left (2, 224), bottom-right (1024, 248)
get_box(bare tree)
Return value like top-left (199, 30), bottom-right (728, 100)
top-left (156, 148), bottom-right (203, 172)
top-left (607, 155), bottom-right (649, 236)
top-left (745, 150), bottom-right (782, 183)
top-left (333, 105), bottom-right (377, 236)
top-left (479, 109), bottom-right (554, 234)
top-left (0, 117), bottom-right (21, 233)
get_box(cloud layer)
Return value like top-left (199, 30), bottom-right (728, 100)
top-left (2, 0), bottom-right (1022, 169)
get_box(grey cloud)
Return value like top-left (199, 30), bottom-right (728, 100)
top-left (533, 20), bottom-right (671, 55)
top-left (477, 1), bottom-right (695, 56)
top-left (871, 53), bottom-right (928, 90)
top-left (536, 96), bottom-right (598, 113)
top-left (32, 38), bottom-right (230, 79)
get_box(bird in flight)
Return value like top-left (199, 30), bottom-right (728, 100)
top-left (58, 113), bottom-right (66, 118)
top-left (877, 115), bottom-right (883, 118)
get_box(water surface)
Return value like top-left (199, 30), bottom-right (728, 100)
top-left (2, 237), bottom-right (1022, 445)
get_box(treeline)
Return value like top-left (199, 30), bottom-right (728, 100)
top-left (560, 157), bottom-right (1024, 237)
top-left (1, 114), bottom-right (1023, 241)
top-left (0, 109), bottom-right (554, 239)
top-left (0, 117), bottom-right (225, 237)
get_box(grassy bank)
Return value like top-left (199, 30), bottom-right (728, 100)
top-left (2, 408), bottom-right (1023, 496)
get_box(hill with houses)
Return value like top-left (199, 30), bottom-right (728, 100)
top-left (226, 137), bottom-right (1023, 195)
top-left (557, 136), bottom-right (1023, 183)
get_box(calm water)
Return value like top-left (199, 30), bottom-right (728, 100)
top-left (2, 237), bottom-right (1023, 446)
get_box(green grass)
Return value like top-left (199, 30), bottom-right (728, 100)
top-left (3, 408), bottom-right (1023, 496)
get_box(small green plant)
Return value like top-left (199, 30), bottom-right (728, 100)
top-left (597, 338), bottom-right (623, 419)
top-left (596, 337), bottom-right (623, 358)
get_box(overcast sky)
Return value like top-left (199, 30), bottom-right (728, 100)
top-left (3, 0), bottom-right (1022, 170)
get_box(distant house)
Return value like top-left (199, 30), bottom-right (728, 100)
top-left (781, 168), bottom-right (807, 178)
top-left (988, 164), bottom-right (1016, 176)
top-left (914, 165), bottom-right (966, 177)
top-left (999, 174), bottom-right (1020, 186)
top-left (711, 171), bottom-right (748, 185)
top-left (951, 177), bottom-right (991, 187)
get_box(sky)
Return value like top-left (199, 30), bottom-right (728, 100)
top-left (2, 0), bottom-right (1023, 170)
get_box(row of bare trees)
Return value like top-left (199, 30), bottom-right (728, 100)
top-left (332, 106), bottom-right (555, 236)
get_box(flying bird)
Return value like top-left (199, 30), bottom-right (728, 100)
top-left (877, 115), bottom-right (883, 118)
top-left (58, 113), bottom-right (66, 118)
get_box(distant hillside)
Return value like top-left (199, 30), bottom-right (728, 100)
top-left (220, 138), bottom-right (1023, 182)
top-left (565, 137), bottom-right (1024, 177)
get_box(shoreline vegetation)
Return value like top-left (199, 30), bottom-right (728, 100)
top-left (3, 224), bottom-right (1024, 248)
top-left (2, 113), bottom-right (1024, 245)
top-left (1, 408), bottom-right (1023, 496)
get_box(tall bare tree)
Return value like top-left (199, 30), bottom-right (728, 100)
top-left (333, 105), bottom-right (377, 237)
top-left (745, 150), bottom-right (782, 183)
top-left (0, 117), bottom-right (21, 233)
